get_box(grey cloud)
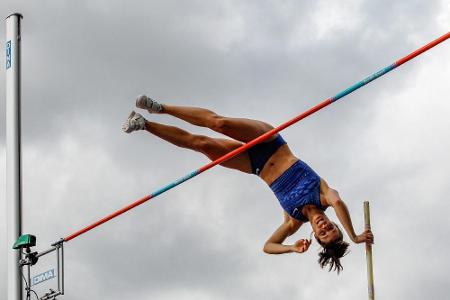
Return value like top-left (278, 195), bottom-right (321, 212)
top-left (1, 0), bottom-right (449, 299)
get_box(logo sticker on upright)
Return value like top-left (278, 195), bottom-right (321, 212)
top-left (6, 41), bottom-right (12, 69)
top-left (32, 269), bottom-right (56, 286)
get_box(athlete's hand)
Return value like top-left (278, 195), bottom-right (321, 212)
top-left (291, 239), bottom-right (311, 253)
top-left (353, 229), bottom-right (374, 244)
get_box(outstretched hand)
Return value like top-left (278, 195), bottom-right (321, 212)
top-left (353, 229), bottom-right (374, 244)
top-left (291, 239), bottom-right (312, 253)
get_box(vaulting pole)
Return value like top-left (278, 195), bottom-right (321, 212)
top-left (6, 13), bottom-right (24, 300)
top-left (61, 31), bottom-right (450, 244)
top-left (364, 201), bottom-right (374, 300)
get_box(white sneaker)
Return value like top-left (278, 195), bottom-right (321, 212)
top-left (122, 111), bottom-right (146, 133)
top-left (135, 94), bottom-right (163, 114)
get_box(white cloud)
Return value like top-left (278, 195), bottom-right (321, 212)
top-left (437, 0), bottom-right (450, 30)
top-left (1, 1), bottom-right (449, 299)
top-left (312, 0), bottom-right (363, 40)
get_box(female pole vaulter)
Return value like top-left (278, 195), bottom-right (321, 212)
top-left (122, 95), bottom-right (374, 273)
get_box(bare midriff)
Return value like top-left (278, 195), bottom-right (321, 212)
top-left (260, 144), bottom-right (331, 209)
top-left (259, 144), bottom-right (299, 185)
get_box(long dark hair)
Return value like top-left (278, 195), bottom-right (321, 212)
top-left (315, 224), bottom-right (350, 274)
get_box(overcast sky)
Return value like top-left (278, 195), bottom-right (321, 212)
top-left (1, 1), bottom-right (449, 299)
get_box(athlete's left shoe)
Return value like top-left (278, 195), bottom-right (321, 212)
top-left (122, 111), bottom-right (146, 133)
top-left (135, 94), bottom-right (163, 114)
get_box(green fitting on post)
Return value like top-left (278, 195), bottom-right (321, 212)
top-left (12, 234), bottom-right (36, 250)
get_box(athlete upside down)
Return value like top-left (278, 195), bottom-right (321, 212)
top-left (122, 95), bottom-right (374, 273)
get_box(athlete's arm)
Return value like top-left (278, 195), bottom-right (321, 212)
top-left (263, 212), bottom-right (310, 254)
top-left (326, 189), bottom-right (374, 244)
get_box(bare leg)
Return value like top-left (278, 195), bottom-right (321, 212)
top-left (145, 120), bottom-right (252, 173)
top-left (161, 105), bottom-right (274, 143)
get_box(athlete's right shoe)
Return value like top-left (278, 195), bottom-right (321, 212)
top-left (122, 111), bottom-right (146, 133)
top-left (135, 94), bottom-right (163, 114)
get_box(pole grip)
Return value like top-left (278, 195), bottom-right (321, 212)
top-left (364, 201), bottom-right (375, 300)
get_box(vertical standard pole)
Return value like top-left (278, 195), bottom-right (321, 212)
top-left (6, 13), bottom-right (24, 300)
top-left (364, 201), bottom-right (375, 300)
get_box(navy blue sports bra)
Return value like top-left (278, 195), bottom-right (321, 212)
top-left (247, 135), bottom-right (287, 175)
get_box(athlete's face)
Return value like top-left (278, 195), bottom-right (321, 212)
top-left (311, 214), bottom-right (340, 245)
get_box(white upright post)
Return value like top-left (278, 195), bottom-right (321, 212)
top-left (6, 13), bottom-right (23, 300)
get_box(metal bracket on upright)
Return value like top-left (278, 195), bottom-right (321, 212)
top-left (13, 235), bottom-right (65, 300)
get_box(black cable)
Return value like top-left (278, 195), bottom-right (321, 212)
top-left (21, 271), bottom-right (40, 300)
top-left (20, 250), bottom-right (40, 300)
top-left (20, 250), bottom-right (31, 300)
top-left (31, 289), bottom-right (40, 300)
top-left (21, 271), bottom-right (29, 289)
top-left (21, 275), bottom-right (30, 300)
top-left (20, 267), bottom-right (30, 291)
